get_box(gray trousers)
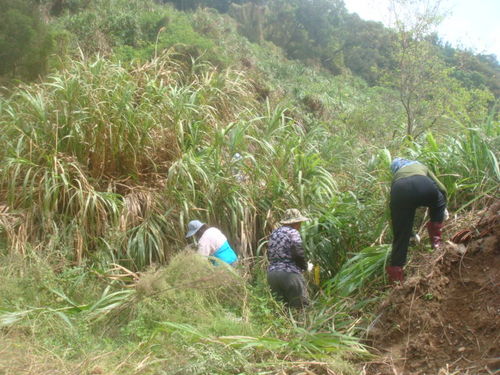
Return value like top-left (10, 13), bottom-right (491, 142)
top-left (267, 270), bottom-right (309, 308)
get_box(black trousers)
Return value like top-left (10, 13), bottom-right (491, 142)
top-left (390, 175), bottom-right (446, 267)
top-left (267, 270), bottom-right (309, 308)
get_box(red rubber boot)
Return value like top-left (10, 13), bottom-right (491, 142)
top-left (386, 266), bottom-right (404, 284)
top-left (427, 221), bottom-right (443, 249)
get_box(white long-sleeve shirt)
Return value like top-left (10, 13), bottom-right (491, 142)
top-left (197, 227), bottom-right (227, 257)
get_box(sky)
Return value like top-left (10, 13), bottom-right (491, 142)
top-left (342, 0), bottom-right (500, 60)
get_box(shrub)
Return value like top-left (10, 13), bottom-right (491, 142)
top-left (0, 0), bottom-right (53, 80)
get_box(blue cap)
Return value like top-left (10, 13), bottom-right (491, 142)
top-left (185, 220), bottom-right (205, 238)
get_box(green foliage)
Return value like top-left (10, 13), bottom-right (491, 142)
top-left (325, 245), bottom-right (390, 297)
top-left (0, 251), bottom-right (364, 373)
top-left (341, 15), bottom-right (396, 85)
top-left (304, 193), bottom-right (372, 278)
top-left (0, 2), bottom-right (499, 373)
top-left (130, 253), bottom-right (249, 335)
top-left (0, 0), bottom-right (53, 80)
top-left (404, 115), bottom-right (500, 209)
top-left (39, 0), bottom-right (90, 16)
top-left (0, 53), bottom-right (254, 265)
top-left (438, 42), bottom-right (500, 98)
top-left (161, 0), bottom-right (248, 12)
top-left (58, 0), bottom-right (228, 66)
top-left (115, 11), bottom-right (225, 65)
top-left (261, 0), bottom-right (346, 73)
top-left (379, 30), bottom-right (493, 138)
top-left (60, 0), bottom-right (152, 54)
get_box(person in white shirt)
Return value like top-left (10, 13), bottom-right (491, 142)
top-left (185, 220), bottom-right (238, 265)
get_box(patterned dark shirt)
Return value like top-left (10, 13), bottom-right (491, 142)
top-left (267, 226), bottom-right (306, 274)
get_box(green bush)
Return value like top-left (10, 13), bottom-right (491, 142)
top-left (58, 0), bottom-right (228, 66)
top-left (0, 0), bottom-right (53, 80)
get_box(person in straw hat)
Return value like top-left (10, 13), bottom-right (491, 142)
top-left (185, 220), bottom-right (238, 265)
top-left (267, 209), bottom-right (310, 308)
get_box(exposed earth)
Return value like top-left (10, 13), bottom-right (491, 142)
top-left (366, 200), bottom-right (500, 375)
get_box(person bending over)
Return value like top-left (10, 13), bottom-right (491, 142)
top-left (185, 220), bottom-right (238, 265)
top-left (387, 158), bottom-right (447, 283)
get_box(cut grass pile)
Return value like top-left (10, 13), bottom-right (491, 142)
top-left (0, 251), bottom-right (368, 374)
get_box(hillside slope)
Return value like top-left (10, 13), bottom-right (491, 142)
top-left (367, 200), bottom-right (499, 375)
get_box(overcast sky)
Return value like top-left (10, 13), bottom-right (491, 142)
top-left (342, 0), bottom-right (500, 60)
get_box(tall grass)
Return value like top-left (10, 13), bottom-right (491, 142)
top-left (2, 52), bottom-right (494, 273)
top-left (0, 53), bottom-right (253, 265)
top-left (0, 3), bottom-right (498, 374)
top-left (404, 114), bottom-right (499, 209)
top-left (0, 51), bottom-right (346, 269)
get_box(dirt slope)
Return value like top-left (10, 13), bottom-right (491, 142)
top-left (366, 201), bottom-right (499, 375)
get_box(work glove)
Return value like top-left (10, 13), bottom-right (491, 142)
top-left (444, 208), bottom-right (450, 221)
top-left (307, 261), bottom-right (314, 272)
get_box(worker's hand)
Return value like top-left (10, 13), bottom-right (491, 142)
top-left (307, 261), bottom-right (314, 272)
top-left (409, 233), bottom-right (420, 246)
top-left (444, 208), bottom-right (450, 221)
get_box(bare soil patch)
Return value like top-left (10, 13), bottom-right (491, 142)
top-left (366, 201), bottom-right (499, 375)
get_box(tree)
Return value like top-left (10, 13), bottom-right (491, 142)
top-left (264, 0), bottom-right (313, 59)
top-left (159, 0), bottom-right (250, 12)
top-left (385, 0), bottom-right (452, 137)
top-left (262, 0), bottom-right (348, 73)
top-left (228, 2), bottom-right (267, 43)
top-left (294, 0), bottom-right (346, 73)
top-left (341, 14), bottom-right (396, 84)
top-left (382, 0), bottom-right (494, 138)
top-left (0, 0), bottom-right (53, 79)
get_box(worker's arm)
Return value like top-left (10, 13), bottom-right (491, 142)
top-left (197, 235), bottom-right (212, 257)
top-left (290, 230), bottom-right (307, 271)
top-left (427, 169), bottom-right (447, 197)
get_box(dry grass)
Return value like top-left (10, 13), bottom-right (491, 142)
top-left (0, 335), bottom-right (81, 375)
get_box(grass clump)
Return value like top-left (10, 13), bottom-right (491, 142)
top-left (132, 252), bottom-right (248, 330)
top-left (0, 250), bottom-right (365, 374)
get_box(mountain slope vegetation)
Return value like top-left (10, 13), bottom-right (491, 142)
top-left (0, 0), bottom-right (498, 373)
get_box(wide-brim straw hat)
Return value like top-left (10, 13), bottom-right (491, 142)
top-left (185, 220), bottom-right (205, 238)
top-left (280, 208), bottom-right (309, 224)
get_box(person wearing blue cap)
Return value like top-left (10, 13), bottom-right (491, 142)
top-left (387, 158), bottom-right (447, 283)
top-left (185, 220), bottom-right (238, 265)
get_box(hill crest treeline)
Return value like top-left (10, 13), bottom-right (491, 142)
top-left (1, 0), bottom-right (499, 98)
